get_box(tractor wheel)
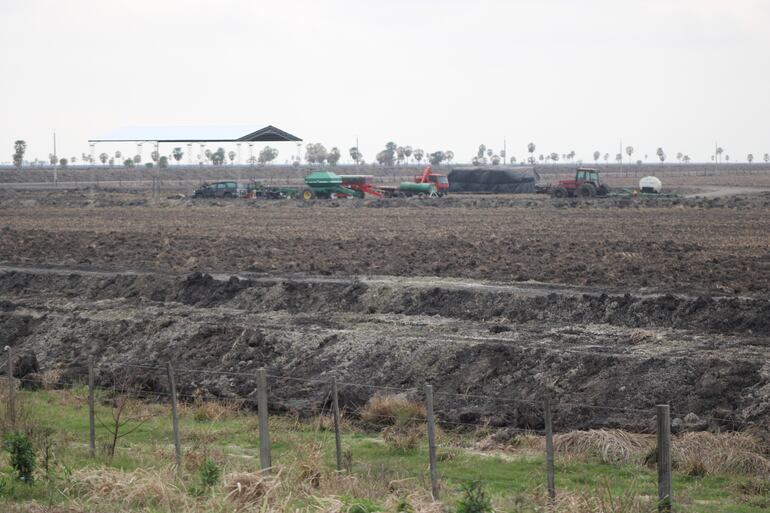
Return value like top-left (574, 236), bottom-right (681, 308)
top-left (302, 189), bottom-right (314, 201)
top-left (597, 184), bottom-right (610, 196)
top-left (551, 187), bottom-right (568, 198)
top-left (577, 184), bottom-right (596, 198)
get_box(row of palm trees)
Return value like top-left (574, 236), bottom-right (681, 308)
top-left (11, 140), bottom-right (770, 167)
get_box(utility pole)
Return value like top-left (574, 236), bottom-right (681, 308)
top-left (53, 130), bottom-right (58, 185)
top-left (503, 137), bottom-right (507, 165)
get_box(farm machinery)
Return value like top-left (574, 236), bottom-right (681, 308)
top-left (537, 167), bottom-right (610, 198)
top-left (301, 167), bottom-right (447, 199)
top-left (194, 166), bottom-right (449, 201)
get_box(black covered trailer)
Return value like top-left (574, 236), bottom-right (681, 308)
top-left (447, 167), bottom-right (540, 193)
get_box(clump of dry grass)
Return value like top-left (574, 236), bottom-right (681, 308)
top-left (359, 393), bottom-right (426, 428)
top-left (69, 466), bottom-right (191, 510)
top-left (5, 503), bottom-right (90, 513)
top-left (310, 410), bottom-right (356, 434)
top-left (673, 431), bottom-right (770, 477)
top-left (383, 424), bottom-right (425, 452)
top-left (359, 393), bottom-right (428, 452)
top-left (41, 368), bottom-right (64, 390)
top-left (189, 400), bottom-right (241, 422)
top-left (554, 429), bottom-right (654, 464)
top-left (224, 469), bottom-right (281, 507)
top-left (474, 432), bottom-right (544, 454)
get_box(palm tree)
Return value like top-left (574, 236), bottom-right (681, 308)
top-left (683, 155), bottom-right (691, 164)
top-left (413, 149), bottom-right (424, 165)
top-left (747, 153), bottom-right (754, 164)
top-left (676, 152), bottom-right (683, 163)
top-left (99, 153), bottom-right (109, 165)
top-left (764, 153), bottom-right (769, 164)
top-left (593, 151), bottom-right (600, 163)
top-left (656, 147), bottom-right (666, 163)
top-left (396, 146), bottom-right (406, 166)
top-left (445, 150), bottom-right (454, 164)
top-left (172, 147), bottom-right (184, 164)
top-left (625, 146), bottom-right (634, 163)
top-left (603, 153), bottom-right (609, 163)
top-left (349, 147), bottom-right (362, 165)
top-left (404, 146), bottom-right (413, 164)
top-left (115, 150), bottom-right (122, 163)
top-left (716, 146), bottom-right (724, 163)
top-left (527, 142), bottom-right (536, 164)
top-left (615, 153), bottom-right (622, 163)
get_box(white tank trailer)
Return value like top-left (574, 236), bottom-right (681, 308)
top-left (639, 176), bottom-right (662, 194)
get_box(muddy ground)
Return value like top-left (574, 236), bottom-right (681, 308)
top-left (1, 186), bottom-right (769, 432)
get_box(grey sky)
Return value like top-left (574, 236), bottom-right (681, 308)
top-left (2, 0), bottom-right (769, 164)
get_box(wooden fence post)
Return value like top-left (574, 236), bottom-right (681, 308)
top-left (257, 367), bottom-right (272, 472)
top-left (331, 377), bottom-right (343, 472)
top-left (657, 404), bottom-right (673, 512)
top-left (425, 384), bottom-right (439, 500)
top-left (88, 358), bottom-right (96, 458)
top-left (544, 393), bottom-right (556, 501)
top-left (6, 346), bottom-right (15, 430)
top-left (166, 361), bottom-right (182, 474)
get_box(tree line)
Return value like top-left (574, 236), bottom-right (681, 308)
top-left (9, 139), bottom-right (770, 168)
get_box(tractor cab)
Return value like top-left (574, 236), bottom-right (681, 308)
top-left (414, 166), bottom-right (450, 196)
top-left (576, 168), bottom-right (599, 184)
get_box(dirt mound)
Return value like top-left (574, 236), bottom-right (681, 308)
top-left (1, 267), bottom-right (769, 432)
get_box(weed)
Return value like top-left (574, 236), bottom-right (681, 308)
top-left (456, 481), bottom-right (492, 513)
top-left (3, 432), bottom-right (36, 483)
top-left (189, 458), bottom-right (221, 497)
top-left (342, 495), bottom-right (382, 513)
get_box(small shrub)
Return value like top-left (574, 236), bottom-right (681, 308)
top-left (456, 481), bottom-right (492, 513)
top-left (199, 458), bottom-right (221, 488)
top-left (190, 458), bottom-right (221, 496)
top-left (3, 432), bottom-right (36, 483)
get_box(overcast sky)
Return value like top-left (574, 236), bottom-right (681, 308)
top-left (1, 0), bottom-right (769, 164)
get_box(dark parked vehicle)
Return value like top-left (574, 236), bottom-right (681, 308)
top-left (192, 181), bottom-right (245, 199)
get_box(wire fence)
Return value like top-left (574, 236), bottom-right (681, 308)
top-left (2, 347), bottom-right (765, 510)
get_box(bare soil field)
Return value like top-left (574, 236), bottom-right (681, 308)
top-left (1, 189), bottom-right (770, 294)
top-left (1, 187), bottom-right (770, 432)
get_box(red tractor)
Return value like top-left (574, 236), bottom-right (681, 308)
top-left (550, 167), bottom-right (609, 198)
top-left (414, 165), bottom-right (450, 196)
